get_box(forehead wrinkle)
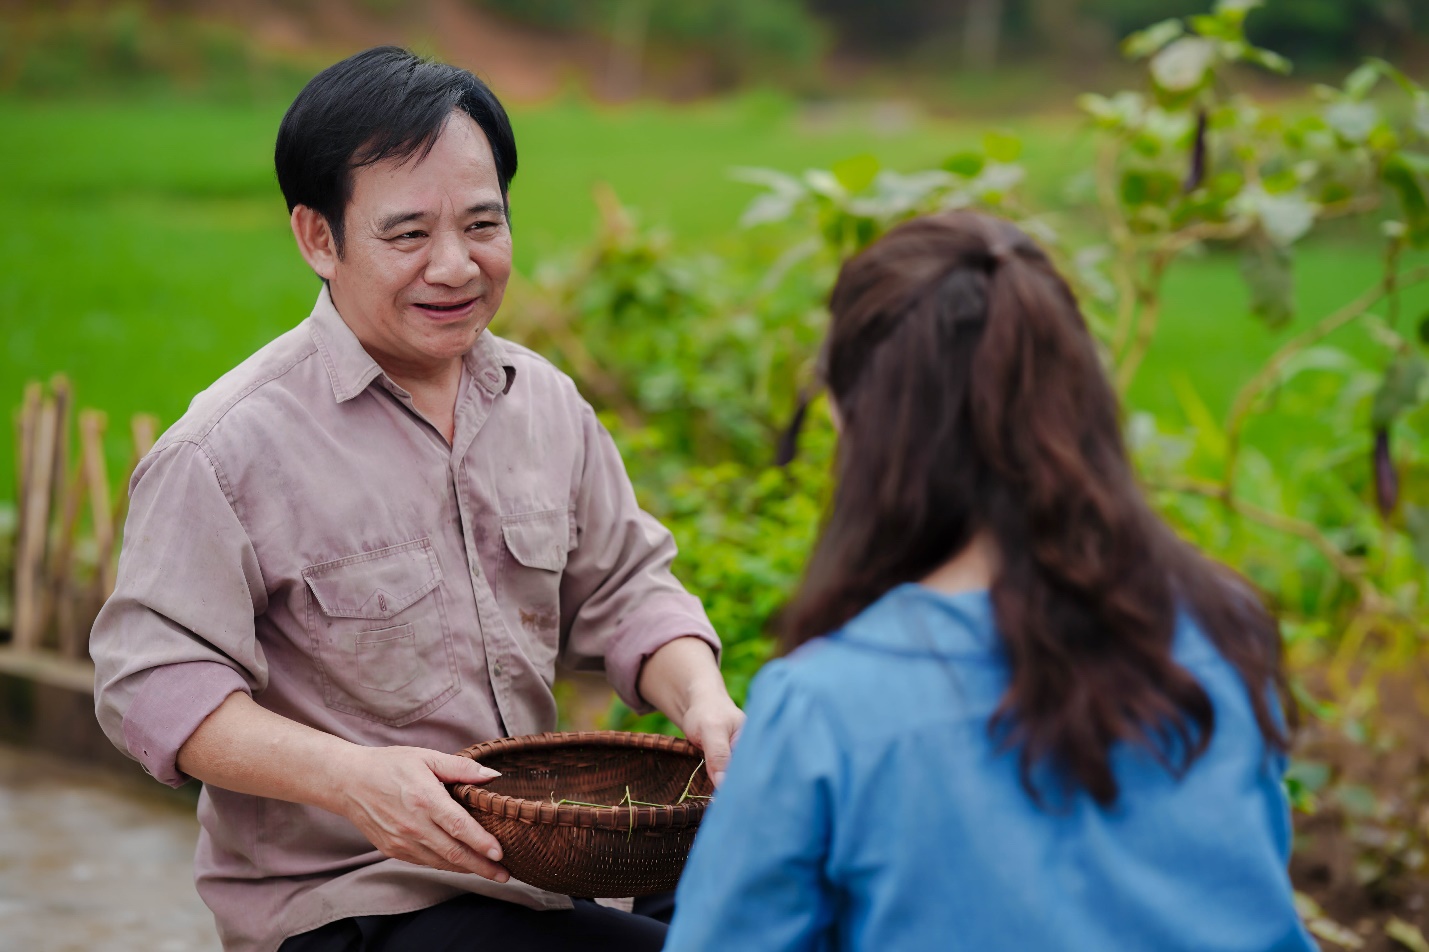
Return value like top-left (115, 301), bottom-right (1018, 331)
top-left (373, 209), bottom-right (425, 233)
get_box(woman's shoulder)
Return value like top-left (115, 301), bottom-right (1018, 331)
top-left (830, 583), bottom-right (1000, 659)
top-left (749, 584), bottom-right (1004, 719)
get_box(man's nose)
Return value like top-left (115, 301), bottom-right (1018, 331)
top-left (423, 229), bottom-right (478, 288)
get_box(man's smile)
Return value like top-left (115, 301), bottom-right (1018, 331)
top-left (411, 297), bottom-right (478, 320)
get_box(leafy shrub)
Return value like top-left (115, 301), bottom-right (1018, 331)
top-left (506, 2), bottom-right (1429, 755)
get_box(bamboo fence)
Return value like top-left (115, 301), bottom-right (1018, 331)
top-left (5, 377), bottom-right (157, 666)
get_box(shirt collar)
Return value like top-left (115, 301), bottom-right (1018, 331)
top-left (307, 283), bottom-right (514, 403)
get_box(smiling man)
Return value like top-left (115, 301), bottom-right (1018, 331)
top-left (89, 47), bottom-right (742, 952)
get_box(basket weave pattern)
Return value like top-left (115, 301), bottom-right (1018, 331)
top-left (451, 731), bottom-right (715, 897)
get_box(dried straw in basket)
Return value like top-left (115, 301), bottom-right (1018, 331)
top-left (450, 731), bottom-right (715, 897)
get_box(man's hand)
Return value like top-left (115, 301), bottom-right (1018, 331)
top-left (674, 689), bottom-right (745, 786)
top-left (177, 694), bottom-right (511, 880)
top-left (333, 746), bottom-right (510, 881)
top-left (637, 636), bottom-right (746, 785)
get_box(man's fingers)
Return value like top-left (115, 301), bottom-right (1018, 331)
top-left (428, 834), bottom-right (510, 882)
top-left (398, 838), bottom-right (508, 882)
top-left (429, 752), bottom-right (502, 786)
top-left (696, 709), bottom-right (745, 786)
top-left (702, 732), bottom-right (733, 787)
top-left (434, 802), bottom-right (504, 863)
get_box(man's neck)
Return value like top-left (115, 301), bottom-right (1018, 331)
top-left (328, 284), bottom-right (466, 442)
top-left (390, 359), bottom-right (464, 445)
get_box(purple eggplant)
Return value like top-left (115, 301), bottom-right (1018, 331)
top-left (1373, 427), bottom-right (1398, 518)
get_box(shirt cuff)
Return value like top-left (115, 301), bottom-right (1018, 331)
top-left (603, 592), bottom-right (721, 714)
top-left (122, 660), bottom-right (251, 787)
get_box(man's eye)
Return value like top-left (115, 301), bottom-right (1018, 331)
top-left (397, 231), bottom-right (425, 240)
top-left (468, 221), bottom-right (495, 232)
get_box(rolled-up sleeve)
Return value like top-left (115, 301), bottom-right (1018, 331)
top-left (91, 438), bottom-right (267, 787)
top-left (557, 402), bottom-right (719, 712)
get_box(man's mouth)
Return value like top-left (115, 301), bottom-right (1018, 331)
top-left (413, 298), bottom-right (477, 316)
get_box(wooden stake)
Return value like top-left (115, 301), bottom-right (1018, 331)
top-left (97, 413), bottom-right (160, 602)
top-left (48, 376), bottom-right (70, 530)
top-left (49, 465), bottom-right (87, 659)
top-left (14, 391), bottom-right (58, 651)
top-left (131, 414), bottom-right (159, 459)
top-left (15, 382), bottom-right (40, 556)
top-left (79, 411), bottom-right (114, 605)
top-left (35, 377), bottom-right (71, 648)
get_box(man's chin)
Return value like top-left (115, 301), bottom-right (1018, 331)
top-left (417, 318), bottom-right (490, 359)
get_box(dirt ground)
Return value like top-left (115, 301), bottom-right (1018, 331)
top-left (1291, 671), bottom-right (1429, 952)
top-left (0, 744), bottom-right (218, 952)
top-left (1, 682), bottom-right (1425, 952)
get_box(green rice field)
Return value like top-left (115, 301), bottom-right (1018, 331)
top-left (3, 93), bottom-right (1425, 499)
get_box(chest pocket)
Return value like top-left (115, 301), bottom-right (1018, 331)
top-left (304, 538), bottom-right (459, 726)
top-left (498, 508), bottom-right (572, 678)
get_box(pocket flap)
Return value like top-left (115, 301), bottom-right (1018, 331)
top-left (303, 540), bottom-right (443, 620)
top-left (501, 510), bottom-right (570, 572)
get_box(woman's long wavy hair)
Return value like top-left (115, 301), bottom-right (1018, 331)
top-left (783, 210), bottom-right (1289, 805)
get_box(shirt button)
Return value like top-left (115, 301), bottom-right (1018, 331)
top-left (492, 663), bottom-right (503, 678)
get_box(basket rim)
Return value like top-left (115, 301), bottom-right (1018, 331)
top-left (451, 731), bottom-right (712, 831)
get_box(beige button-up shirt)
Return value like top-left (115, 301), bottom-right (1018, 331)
top-left (91, 286), bottom-right (719, 952)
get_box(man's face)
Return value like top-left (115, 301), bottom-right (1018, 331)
top-left (325, 111), bottom-right (512, 373)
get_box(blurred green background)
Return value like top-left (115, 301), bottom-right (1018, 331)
top-left (3, 0), bottom-right (1426, 496)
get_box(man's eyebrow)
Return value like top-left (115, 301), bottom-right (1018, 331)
top-left (374, 202), bottom-right (506, 234)
top-left (375, 210), bottom-right (425, 233)
top-left (466, 201), bottom-right (507, 218)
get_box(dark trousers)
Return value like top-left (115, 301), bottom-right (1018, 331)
top-left (277, 892), bottom-right (675, 952)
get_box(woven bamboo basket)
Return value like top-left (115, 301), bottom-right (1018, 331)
top-left (450, 731), bottom-right (715, 897)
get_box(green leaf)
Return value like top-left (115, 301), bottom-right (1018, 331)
top-left (1283, 758), bottom-right (1335, 813)
top-left (739, 191), bottom-right (799, 228)
top-left (1387, 918), bottom-right (1429, 952)
top-left (728, 166), bottom-right (804, 196)
top-left (1243, 46), bottom-right (1292, 76)
top-left (1240, 240), bottom-right (1295, 326)
top-left (982, 130), bottom-right (1022, 163)
top-left (1235, 186), bottom-right (1318, 247)
top-left (1406, 505), bottom-right (1429, 567)
top-left (831, 153), bottom-right (880, 194)
top-left (1119, 168), bottom-right (1180, 207)
top-left (1344, 61), bottom-right (1382, 100)
top-left (1324, 100), bottom-right (1379, 143)
top-left (1418, 310), bottom-right (1429, 345)
top-left (1189, 14), bottom-right (1237, 41)
top-left (1371, 354), bottom-right (1429, 428)
top-left (1152, 37), bottom-right (1217, 94)
top-left (1305, 915), bottom-right (1366, 950)
top-left (1170, 373), bottom-right (1228, 460)
top-left (1335, 783), bottom-right (1379, 818)
top-left (1122, 19), bottom-right (1184, 60)
top-left (942, 152), bottom-right (985, 177)
top-left (1078, 91), bottom-right (1144, 129)
top-left (1383, 152), bottom-right (1429, 246)
top-left (1215, 0), bottom-right (1264, 13)
top-left (1260, 192), bottom-right (1318, 246)
top-left (1262, 168), bottom-right (1299, 194)
top-left (802, 168), bottom-right (845, 200)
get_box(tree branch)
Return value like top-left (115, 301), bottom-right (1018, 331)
top-left (1151, 475), bottom-right (1379, 608)
top-left (1222, 264), bottom-right (1429, 496)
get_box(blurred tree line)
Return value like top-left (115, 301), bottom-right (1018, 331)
top-left (5, 0), bottom-right (1421, 101)
top-left (480, 0), bottom-right (1427, 75)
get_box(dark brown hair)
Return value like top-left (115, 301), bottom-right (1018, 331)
top-left (783, 210), bottom-right (1288, 805)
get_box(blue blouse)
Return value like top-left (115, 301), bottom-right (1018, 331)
top-left (665, 584), bottom-right (1315, 951)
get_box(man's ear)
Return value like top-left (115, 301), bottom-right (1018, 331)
top-left (290, 205), bottom-right (339, 280)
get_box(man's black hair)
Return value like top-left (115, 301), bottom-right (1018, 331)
top-left (275, 46), bottom-right (517, 255)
